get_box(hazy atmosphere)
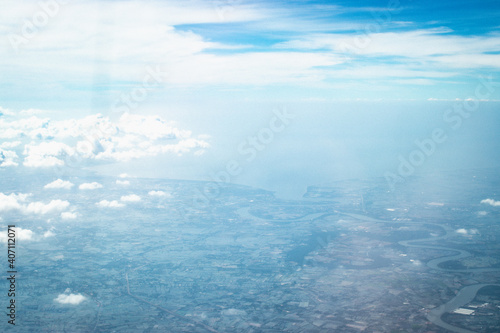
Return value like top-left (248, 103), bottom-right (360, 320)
top-left (1, 0), bottom-right (500, 332)
top-left (1, 0), bottom-right (500, 196)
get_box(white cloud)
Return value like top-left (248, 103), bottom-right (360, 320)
top-left (0, 193), bottom-right (26, 212)
top-left (276, 29), bottom-right (500, 62)
top-left (0, 107), bottom-right (15, 117)
top-left (118, 113), bottom-right (190, 141)
top-left (427, 202), bottom-right (445, 207)
top-left (0, 227), bottom-right (33, 243)
top-left (0, 149), bottom-right (19, 167)
top-left (24, 155), bottom-right (64, 167)
top-left (16, 227), bottom-right (33, 241)
top-left (19, 108), bottom-right (46, 116)
top-left (481, 198), bottom-right (500, 207)
top-left (0, 112), bottom-right (209, 167)
top-left (116, 180), bottom-right (130, 186)
top-left (0, 141), bottom-right (21, 149)
top-left (1, 1), bottom-right (263, 64)
top-left (79, 182), bottom-right (103, 190)
top-left (54, 293), bottom-right (87, 305)
top-left (25, 200), bottom-right (70, 215)
top-left (0, 0), bottom-right (498, 104)
top-left (163, 51), bottom-right (340, 86)
top-left (0, 2), bottom-right (343, 95)
top-left (0, 193), bottom-right (34, 212)
top-left (44, 179), bottom-right (74, 189)
top-left (0, 128), bottom-right (22, 139)
top-left (0, 193), bottom-right (70, 216)
top-left (456, 228), bottom-right (480, 236)
top-left (120, 194), bottom-right (141, 202)
top-left (23, 141), bottom-right (74, 167)
top-left (61, 212), bottom-right (77, 220)
top-left (148, 190), bottom-right (171, 197)
top-left (96, 200), bottom-right (124, 208)
top-left (269, 29), bottom-right (500, 84)
top-left (90, 113), bottom-right (210, 162)
top-left (434, 54), bottom-right (500, 69)
top-left (43, 230), bottom-right (55, 238)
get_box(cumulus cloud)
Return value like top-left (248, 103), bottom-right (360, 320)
top-left (0, 193), bottom-right (70, 216)
top-left (96, 200), bottom-right (124, 208)
top-left (120, 194), bottom-right (141, 202)
top-left (0, 149), bottom-right (19, 167)
top-left (44, 179), bottom-right (74, 190)
top-left (118, 113), bottom-right (190, 141)
top-left (148, 190), bottom-right (171, 197)
top-left (23, 141), bottom-right (75, 167)
top-left (18, 228), bottom-right (34, 240)
top-left (61, 212), bottom-right (77, 220)
top-left (481, 198), bottom-right (500, 207)
top-left (0, 141), bottom-right (21, 149)
top-left (0, 106), bottom-right (15, 117)
top-left (456, 228), bottom-right (480, 236)
top-left (0, 112), bottom-right (209, 168)
top-left (25, 200), bottom-right (70, 215)
top-left (54, 293), bottom-right (87, 305)
top-left (92, 113), bottom-right (210, 162)
top-left (79, 182), bottom-right (103, 190)
top-left (0, 227), bottom-right (34, 243)
top-left (116, 180), bottom-right (130, 186)
top-left (0, 193), bottom-right (27, 212)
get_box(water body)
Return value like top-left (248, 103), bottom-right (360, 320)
top-left (285, 230), bottom-right (339, 266)
top-left (337, 211), bottom-right (500, 332)
top-left (241, 207), bottom-right (500, 332)
top-left (427, 284), bottom-right (500, 333)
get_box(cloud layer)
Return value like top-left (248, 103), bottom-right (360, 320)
top-left (0, 0), bottom-right (498, 101)
top-left (148, 190), bottom-right (170, 197)
top-left (0, 112), bottom-right (209, 168)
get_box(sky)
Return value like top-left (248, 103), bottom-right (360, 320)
top-left (1, 0), bottom-right (499, 197)
top-left (1, 0), bottom-right (500, 106)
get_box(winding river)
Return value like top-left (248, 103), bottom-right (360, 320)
top-left (238, 207), bottom-right (500, 333)
top-left (339, 212), bottom-right (500, 332)
top-left (125, 206), bottom-right (498, 333)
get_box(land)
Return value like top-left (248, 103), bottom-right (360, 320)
top-left (1, 167), bottom-right (500, 332)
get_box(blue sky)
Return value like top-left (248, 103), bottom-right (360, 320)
top-left (1, 0), bottom-right (500, 196)
top-left (1, 0), bottom-right (499, 110)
